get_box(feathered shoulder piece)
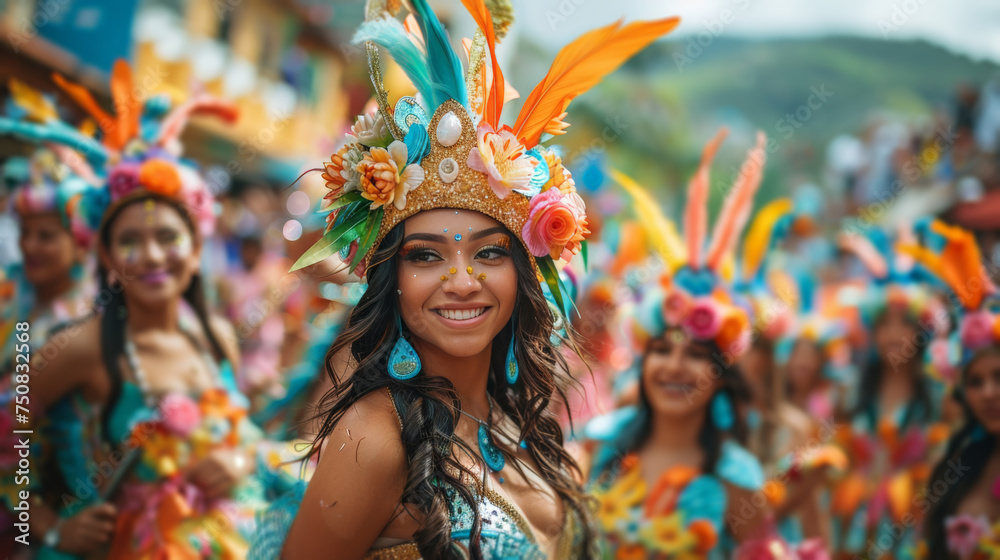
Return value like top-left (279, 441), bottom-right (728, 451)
top-left (293, 0), bottom-right (678, 312)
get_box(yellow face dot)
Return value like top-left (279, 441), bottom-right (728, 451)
top-left (449, 267), bottom-right (457, 275)
top-left (466, 266), bottom-right (473, 274)
top-left (477, 273), bottom-right (487, 281)
top-left (440, 275), bottom-right (448, 281)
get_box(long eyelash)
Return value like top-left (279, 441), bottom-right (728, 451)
top-left (478, 245), bottom-right (510, 258)
top-left (399, 243), bottom-right (428, 259)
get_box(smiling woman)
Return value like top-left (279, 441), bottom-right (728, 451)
top-left (270, 0), bottom-right (680, 557)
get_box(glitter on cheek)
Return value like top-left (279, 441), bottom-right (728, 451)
top-left (169, 233), bottom-right (192, 258)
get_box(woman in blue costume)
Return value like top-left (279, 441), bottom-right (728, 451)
top-left (830, 225), bottom-right (951, 559)
top-left (266, 1), bottom-right (678, 558)
top-left (25, 62), bottom-right (269, 558)
top-left (895, 221), bottom-right (1000, 560)
top-left (581, 133), bottom-right (812, 559)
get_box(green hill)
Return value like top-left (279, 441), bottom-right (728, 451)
top-left (523, 35), bottom-right (999, 208)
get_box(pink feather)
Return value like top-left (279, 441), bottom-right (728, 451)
top-left (156, 95), bottom-right (239, 153)
top-left (44, 142), bottom-right (102, 186)
top-left (838, 232), bottom-right (889, 280)
top-left (705, 131), bottom-right (767, 271)
top-left (684, 128), bottom-right (728, 269)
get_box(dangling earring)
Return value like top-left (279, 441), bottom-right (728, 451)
top-left (505, 320), bottom-right (519, 384)
top-left (710, 392), bottom-right (734, 430)
top-left (388, 313), bottom-right (421, 380)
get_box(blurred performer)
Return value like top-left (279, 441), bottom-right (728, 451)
top-left (830, 226), bottom-right (952, 559)
top-left (26, 62), bottom-right (270, 558)
top-left (252, 0), bottom-right (678, 557)
top-left (579, 134), bottom-right (814, 558)
top-left (895, 222), bottom-right (1000, 560)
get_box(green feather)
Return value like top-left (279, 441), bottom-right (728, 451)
top-left (536, 257), bottom-right (565, 317)
top-left (318, 191), bottom-right (364, 214)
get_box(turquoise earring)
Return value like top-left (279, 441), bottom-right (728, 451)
top-left (710, 392), bottom-right (734, 430)
top-left (388, 314), bottom-right (421, 380)
top-left (505, 322), bottom-right (519, 384)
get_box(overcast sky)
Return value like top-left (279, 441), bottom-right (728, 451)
top-left (498, 0), bottom-right (1000, 64)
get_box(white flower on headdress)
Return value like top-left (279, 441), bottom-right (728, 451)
top-left (356, 141), bottom-right (424, 210)
top-left (347, 112), bottom-right (393, 148)
top-left (467, 121), bottom-right (536, 200)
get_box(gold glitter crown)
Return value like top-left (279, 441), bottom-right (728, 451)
top-left (368, 99), bottom-right (533, 271)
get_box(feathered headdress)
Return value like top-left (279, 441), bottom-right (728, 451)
top-left (45, 60), bottom-right (238, 237)
top-left (898, 220), bottom-right (999, 369)
top-left (611, 128), bottom-right (768, 359)
top-left (837, 222), bottom-right (949, 335)
top-left (292, 0), bottom-right (679, 313)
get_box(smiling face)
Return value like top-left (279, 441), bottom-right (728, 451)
top-left (641, 328), bottom-right (722, 419)
top-left (396, 209), bottom-right (518, 362)
top-left (963, 350), bottom-right (1000, 435)
top-left (100, 199), bottom-right (201, 307)
top-left (19, 212), bottom-right (81, 287)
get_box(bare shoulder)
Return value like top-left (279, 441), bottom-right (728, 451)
top-left (778, 403), bottom-right (817, 445)
top-left (285, 388), bottom-right (407, 555)
top-left (34, 313), bottom-right (101, 371)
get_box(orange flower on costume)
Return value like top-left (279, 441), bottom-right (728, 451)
top-left (687, 518), bottom-right (719, 553)
top-left (138, 159), bottom-right (182, 197)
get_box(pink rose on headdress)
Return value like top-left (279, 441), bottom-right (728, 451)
top-left (960, 311), bottom-right (995, 351)
top-left (108, 162), bottom-right (140, 200)
top-left (177, 166), bottom-right (216, 236)
top-left (522, 188), bottom-right (579, 260)
top-left (663, 290), bottom-right (692, 327)
top-left (683, 298), bottom-right (723, 341)
top-left (160, 393), bottom-right (201, 436)
top-left (945, 514), bottom-right (990, 559)
top-left (558, 192), bottom-right (589, 263)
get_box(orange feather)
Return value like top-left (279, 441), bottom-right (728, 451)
top-left (107, 60), bottom-right (139, 151)
top-left (685, 128), bottom-right (728, 269)
top-left (51, 72), bottom-right (113, 142)
top-left (929, 221), bottom-right (991, 309)
top-left (511, 17), bottom-right (680, 148)
top-left (705, 131), bottom-right (767, 271)
top-left (460, 0), bottom-right (504, 128)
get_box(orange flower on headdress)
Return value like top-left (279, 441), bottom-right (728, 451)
top-left (138, 159), bottom-right (182, 197)
top-left (356, 141), bottom-right (424, 210)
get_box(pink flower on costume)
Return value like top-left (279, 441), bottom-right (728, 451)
top-left (945, 514), bottom-right (990, 559)
top-left (960, 311), bottom-right (995, 350)
top-left (792, 538), bottom-right (830, 560)
top-left (928, 337), bottom-right (958, 383)
top-left (467, 122), bottom-right (536, 200)
top-left (663, 290), bottom-right (692, 327)
top-left (683, 299), bottom-right (723, 340)
top-left (108, 163), bottom-right (140, 200)
top-left (160, 393), bottom-right (202, 436)
top-left (521, 188), bottom-right (579, 260)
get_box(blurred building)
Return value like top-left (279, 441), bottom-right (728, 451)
top-left (0, 0), bottom-right (354, 187)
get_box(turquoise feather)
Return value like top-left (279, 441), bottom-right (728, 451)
top-left (409, 0), bottom-right (467, 109)
top-left (0, 118), bottom-right (108, 168)
top-left (354, 18), bottom-right (436, 107)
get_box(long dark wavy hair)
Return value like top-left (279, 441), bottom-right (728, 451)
top-left (308, 224), bottom-right (596, 559)
top-left (96, 193), bottom-right (229, 443)
top-left (924, 347), bottom-right (1000, 559)
top-left (592, 331), bottom-right (752, 479)
top-left (849, 308), bottom-right (934, 428)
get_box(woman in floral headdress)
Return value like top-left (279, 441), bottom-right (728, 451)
top-left (578, 132), bottom-right (819, 559)
top-left (25, 62), bottom-right (270, 559)
top-left (267, 1), bottom-right (678, 558)
top-left (829, 225), bottom-right (952, 559)
top-left (898, 221), bottom-right (1000, 560)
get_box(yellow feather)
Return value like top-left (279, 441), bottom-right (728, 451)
top-left (740, 199), bottom-right (793, 282)
top-left (9, 79), bottom-right (58, 122)
top-left (611, 168), bottom-right (686, 272)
